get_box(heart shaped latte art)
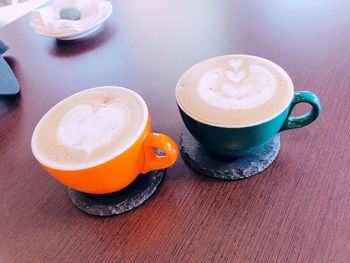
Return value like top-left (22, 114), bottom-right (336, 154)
top-left (222, 83), bottom-right (253, 97)
top-left (226, 71), bottom-right (246, 83)
top-left (57, 102), bottom-right (128, 154)
top-left (229, 59), bottom-right (242, 70)
top-left (197, 62), bottom-right (277, 110)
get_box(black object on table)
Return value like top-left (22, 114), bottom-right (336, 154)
top-left (180, 129), bottom-right (280, 180)
top-left (0, 40), bottom-right (20, 95)
top-left (67, 169), bottom-right (165, 216)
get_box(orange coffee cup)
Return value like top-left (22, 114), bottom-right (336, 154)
top-left (31, 86), bottom-right (178, 194)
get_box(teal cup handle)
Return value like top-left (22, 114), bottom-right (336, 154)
top-left (280, 91), bottom-right (321, 132)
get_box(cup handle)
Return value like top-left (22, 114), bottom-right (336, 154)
top-left (279, 91), bottom-right (321, 132)
top-left (141, 133), bottom-right (179, 174)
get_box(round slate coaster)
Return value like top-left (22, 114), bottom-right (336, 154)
top-left (180, 129), bottom-right (280, 180)
top-left (67, 169), bottom-right (165, 216)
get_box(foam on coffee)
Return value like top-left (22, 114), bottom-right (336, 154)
top-left (32, 87), bottom-right (147, 170)
top-left (176, 55), bottom-right (294, 127)
top-left (57, 103), bottom-right (128, 154)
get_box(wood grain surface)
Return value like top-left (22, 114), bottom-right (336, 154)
top-left (0, 0), bottom-right (349, 262)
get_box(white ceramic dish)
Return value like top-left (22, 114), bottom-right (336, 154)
top-left (56, 24), bottom-right (102, 40)
top-left (31, 0), bottom-right (112, 40)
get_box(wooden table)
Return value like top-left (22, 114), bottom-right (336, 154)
top-left (1, 1), bottom-right (349, 262)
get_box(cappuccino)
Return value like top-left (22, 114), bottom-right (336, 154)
top-left (32, 87), bottom-right (147, 170)
top-left (176, 55), bottom-right (294, 127)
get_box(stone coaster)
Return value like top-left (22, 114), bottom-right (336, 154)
top-left (180, 129), bottom-right (280, 180)
top-left (67, 169), bottom-right (165, 216)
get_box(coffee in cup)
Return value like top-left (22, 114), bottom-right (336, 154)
top-left (32, 86), bottom-right (179, 194)
top-left (176, 55), bottom-right (321, 157)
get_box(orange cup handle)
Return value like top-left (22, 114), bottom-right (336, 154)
top-left (141, 133), bottom-right (179, 174)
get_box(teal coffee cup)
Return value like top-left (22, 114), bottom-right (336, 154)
top-left (175, 55), bottom-right (321, 157)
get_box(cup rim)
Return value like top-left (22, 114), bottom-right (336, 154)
top-left (175, 54), bottom-right (294, 128)
top-left (31, 86), bottom-right (148, 171)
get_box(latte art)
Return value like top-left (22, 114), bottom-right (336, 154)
top-left (57, 103), bottom-right (128, 154)
top-left (198, 60), bottom-right (276, 110)
top-left (176, 55), bottom-right (294, 127)
top-left (31, 87), bottom-right (146, 169)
